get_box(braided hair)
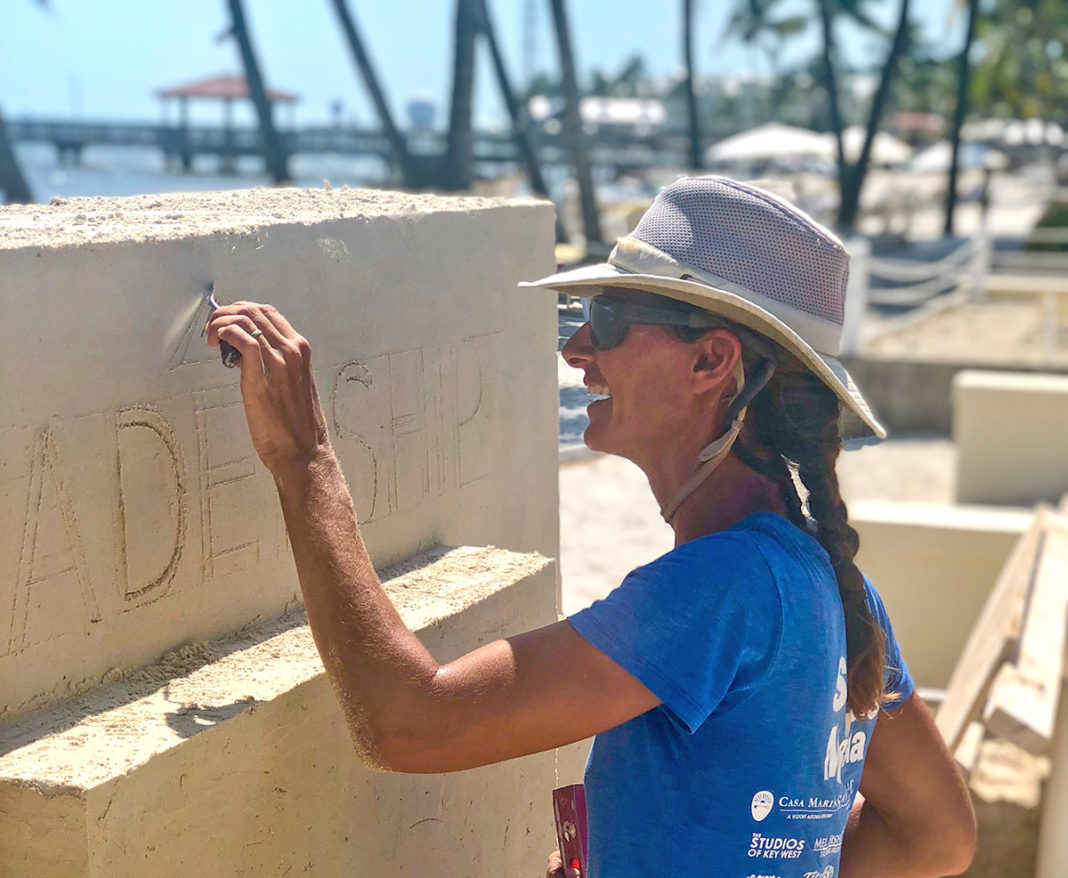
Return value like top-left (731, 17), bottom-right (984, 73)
top-left (671, 313), bottom-right (889, 717)
top-left (744, 367), bottom-right (889, 718)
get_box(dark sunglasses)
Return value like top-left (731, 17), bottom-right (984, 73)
top-left (586, 295), bottom-right (721, 350)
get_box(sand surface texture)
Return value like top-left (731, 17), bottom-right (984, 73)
top-left (0, 546), bottom-right (549, 789)
top-left (0, 187), bottom-right (532, 251)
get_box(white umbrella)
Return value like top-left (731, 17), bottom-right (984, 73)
top-left (706, 123), bottom-right (832, 162)
top-left (839, 125), bottom-right (913, 164)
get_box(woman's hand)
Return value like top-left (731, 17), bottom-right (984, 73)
top-left (546, 849), bottom-right (580, 878)
top-left (205, 301), bottom-right (332, 474)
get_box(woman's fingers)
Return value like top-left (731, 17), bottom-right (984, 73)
top-left (546, 850), bottom-right (565, 878)
top-left (205, 301), bottom-right (329, 472)
top-left (215, 322), bottom-right (269, 380)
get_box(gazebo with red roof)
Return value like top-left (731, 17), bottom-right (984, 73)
top-left (156, 74), bottom-right (299, 170)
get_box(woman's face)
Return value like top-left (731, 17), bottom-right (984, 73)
top-left (562, 289), bottom-right (722, 461)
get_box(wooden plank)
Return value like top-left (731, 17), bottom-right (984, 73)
top-left (935, 508), bottom-right (1048, 753)
top-left (952, 720), bottom-right (986, 780)
top-left (983, 516), bottom-right (1068, 753)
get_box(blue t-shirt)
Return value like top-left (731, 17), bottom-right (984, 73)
top-left (568, 511), bottom-right (913, 878)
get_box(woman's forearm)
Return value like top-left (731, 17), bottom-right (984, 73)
top-left (273, 449), bottom-right (439, 767)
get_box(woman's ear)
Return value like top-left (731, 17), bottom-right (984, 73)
top-left (690, 329), bottom-right (742, 396)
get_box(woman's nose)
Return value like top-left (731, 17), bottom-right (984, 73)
top-left (562, 322), bottom-right (595, 369)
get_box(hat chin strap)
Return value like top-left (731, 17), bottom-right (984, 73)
top-left (659, 358), bottom-right (776, 524)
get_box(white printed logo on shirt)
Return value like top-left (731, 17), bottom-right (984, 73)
top-left (823, 656), bottom-right (867, 782)
top-left (750, 790), bottom-right (774, 822)
top-left (832, 657), bottom-right (848, 713)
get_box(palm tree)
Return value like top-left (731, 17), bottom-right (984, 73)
top-left (732, 0), bottom-right (913, 233)
top-left (439, 0), bottom-right (478, 190)
top-left (0, 108), bottom-right (32, 203)
top-left (473, 0), bottom-right (567, 241)
top-left (683, 0), bottom-right (702, 170)
top-left (836, 0), bottom-right (912, 232)
top-left (0, 0), bottom-right (48, 203)
top-left (548, 0), bottom-right (602, 247)
top-left (224, 0), bottom-right (291, 183)
top-left (329, 0), bottom-right (423, 187)
top-left (944, 0), bottom-right (980, 236)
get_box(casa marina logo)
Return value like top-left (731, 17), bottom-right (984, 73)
top-left (747, 833), bottom-right (806, 860)
top-left (750, 782), bottom-right (855, 824)
top-left (750, 790), bottom-right (774, 822)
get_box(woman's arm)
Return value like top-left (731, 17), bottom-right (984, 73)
top-left (840, 692), bottom-right (977, 877)
top-left (208, 302), bottom-right (660, 773)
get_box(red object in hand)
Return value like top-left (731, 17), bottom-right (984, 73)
top-left (553, 784), bottom-right (589, 877)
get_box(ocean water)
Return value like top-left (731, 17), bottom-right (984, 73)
top-left (14, 141), bottom-right (392, 203)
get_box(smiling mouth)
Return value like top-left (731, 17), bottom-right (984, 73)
top-left (586, 384), bottom-right (611, 400)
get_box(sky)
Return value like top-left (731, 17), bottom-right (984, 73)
top-left (0, 0), bottom-right (964, 129)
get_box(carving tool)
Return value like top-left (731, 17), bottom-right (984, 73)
top-left (203, 284), bottom-right (242, 368)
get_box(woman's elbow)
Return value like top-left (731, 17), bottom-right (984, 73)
top-left (916, 803), bottom-right (977, 876)
top-left (941, 809), bottom-right (978, 875)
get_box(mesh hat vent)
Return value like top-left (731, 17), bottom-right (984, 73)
top-left (630, 177), bottom-right (847, 325)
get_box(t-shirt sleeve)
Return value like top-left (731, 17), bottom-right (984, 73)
top-left (567, 533), bottom-right (782, 734)
top-left (863, 576), bottom-right (915, 710)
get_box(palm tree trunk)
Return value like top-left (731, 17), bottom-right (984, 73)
top-left (944, 0), bottom-right (979, 237)
top-left (439, 0), bottom-right (478, 190)
top-left (0, 108), bottom-right (32, 204)
top-left (329, 0), bottom-right (421, 187)
top-left (817, 0), bottom-right (846, 185)
top-left (837, 0), bottom-right (911, 233)
top-left (225, 0), bottom-right (290, 184)
top-left (474, 0), bottom-right (567, 241)
top-left (548, 0), bottom-right (602, 247)
top-left (683, 0), bottom-right (703, 171)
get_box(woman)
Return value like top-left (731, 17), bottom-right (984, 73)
top-left (207, 177), bottom-right (976, 877)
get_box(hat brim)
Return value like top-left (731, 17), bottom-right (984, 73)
top-left (520, 263), bottom-right (885, 441)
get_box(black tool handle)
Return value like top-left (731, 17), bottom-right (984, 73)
top-left (220, 340), bottom-right (242, 368)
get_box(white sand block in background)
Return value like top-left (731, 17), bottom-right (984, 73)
top-left (0, 189), bottom-right (558, 718)
top-left (955, 370), bottom-right (1068, 506)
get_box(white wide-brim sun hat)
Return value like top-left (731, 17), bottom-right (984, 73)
top-left (520, 175), bottom-right (885, 441)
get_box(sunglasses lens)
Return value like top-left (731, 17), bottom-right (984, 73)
top-left (589, 299), bottom-right (625, 350)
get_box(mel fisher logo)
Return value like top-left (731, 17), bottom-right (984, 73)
top-left (751, 790), bottom-right (774, 822)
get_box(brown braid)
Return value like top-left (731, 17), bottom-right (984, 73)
top-left (746, 368), bottom-right (890, 717)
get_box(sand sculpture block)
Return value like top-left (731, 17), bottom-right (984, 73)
top-left (0, 189), bottom-right (558, 718)
top-left (852, 501), bottom-right (1033, 688)
top-left (954, 369), bottom-right (1068, 505)
top-left (0, 546), bottom-right (588, 877)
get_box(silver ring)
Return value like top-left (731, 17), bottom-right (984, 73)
top-left (250, 328), bottom-right (264, 339)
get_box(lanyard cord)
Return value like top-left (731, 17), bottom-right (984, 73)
top-left (660, 358), bottom-right (777, 523)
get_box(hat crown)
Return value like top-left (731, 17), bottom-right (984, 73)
top-left (627, 177), bottom-right (848, 327)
